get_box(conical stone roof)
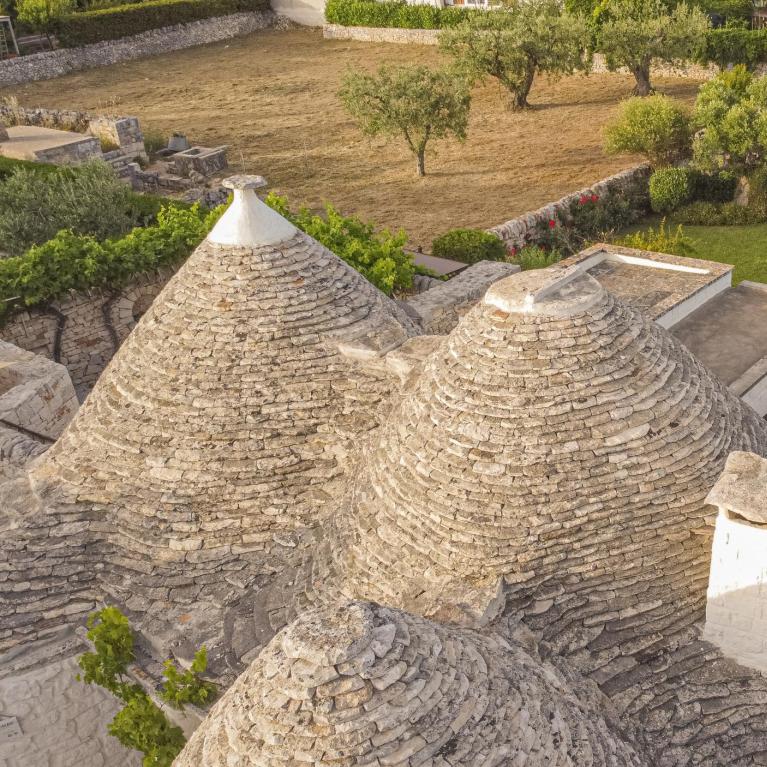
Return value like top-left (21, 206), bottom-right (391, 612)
top-left (333, 267), bottom-right (767, 632)
top-left (173, 600), bottom-right (649, 766)
top-left (31, 176), bottom-right (415, 597)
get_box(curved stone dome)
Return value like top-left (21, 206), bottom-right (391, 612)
top-left (31, 177), bottom-right (414, 588)
top-left (173, 600), bottom-right (649, 766)
top-left (336, 267), bottom-right (767, 632)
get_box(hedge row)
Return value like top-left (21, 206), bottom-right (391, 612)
top-left (699, 28), bottom-right (767, 70)
top-left (324, 0), bottom-right (477, 29)
top-left (57, 0), bottom-right (269, 47)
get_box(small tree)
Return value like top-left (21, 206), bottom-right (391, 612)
top-left (16, 0), bottom-right (74, 48)
top-left (339, 64), bottom-right (470, 177)
top-left (604, 94), bottom-right (692, 166)
top-left (598, 0), bottom-right (710, 96)
top-left (693, 67), bottom-right (767, 173)
top-left (440, 0), bottom-right (590, 110)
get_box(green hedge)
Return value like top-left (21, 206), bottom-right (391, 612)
top-left (57, 0), bottom-right (269, 47)
top-left (700, 29), bottom-right (767, 70)
top-left (0, 205), bottom-right (220, 322)
top-left (0, 156), bottom-right (63, 180)
top-left (432, 228), bottom-right (506, 264)
top-left (325, 0), bottom-right (476, 29)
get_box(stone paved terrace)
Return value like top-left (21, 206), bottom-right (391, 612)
top-left (560, 244), bottom-right (733, 328)
top-left (672, 281), bottom-right (767, 415)
top-left (0, 125), bottom-right (101, 164)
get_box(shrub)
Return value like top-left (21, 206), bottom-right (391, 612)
top-left (649, 167), bottom-right (695, 213)
top-left (324, 0), bottom-right (475, 29)
top-left (431, 228), bottom-right (506, 264)
top-left (674, 200), bottom-right (766, 224)
top-left (532, 190), bottom-right (640, 254)
top-left (265, 192), bottom-right (414, 295)
top-left (604, 95), bottom-right (692, 167)
top-left (512, 244), bottom-right (564, 270)
top-left (699, 29), bottom-right (767, 70)
top-left (749, 165), bottom-right (767, 214)
top-left (0, 161), bottom-right (143, 255)
top-left (0, 155), bottom-right (62, 179)
top-left (690, 169), bottom-right (737, 202)
top-left (0, 204), bottom-right (220, 320)
top-left (108, 694), bottom-right (186, 767)
top-left (692, 67), bottom-right (767, 172)
top-left (17, 0), bottom-right (74, 45)
top-left (160, 647), bottom-right (217, 711)
top-left (339, 64), bottom-right (471, 177)
top-left (57, 0), bottom-right (268, 47)
top-left (616, 218), bottom-right (694, 255)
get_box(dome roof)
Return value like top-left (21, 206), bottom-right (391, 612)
top-left (335, 267), bottom-right (767, 629)
top-left (173, 600), bottom-right (649, 767)
top-left (32, 176), bottom-right (415, 582)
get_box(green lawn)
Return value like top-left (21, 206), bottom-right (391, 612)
top-left (621, 216), bottom-right (767, 285)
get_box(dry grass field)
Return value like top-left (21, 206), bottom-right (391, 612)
top-left (7, 27), bottom-right (702, 247)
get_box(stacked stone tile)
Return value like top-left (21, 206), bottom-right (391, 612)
top-left (1, 176), bottom-right (415, 652)
top-left (304, 266), bottom-right (767, 763)
top-left (174, 600), bottom-right (650, 767)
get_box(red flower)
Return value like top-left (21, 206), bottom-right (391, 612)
top-left (548, 219), bottom-right (556, 229)
top-left (591, 194), bottom-right (599, 202)
top-left (509, 246), bottom-right (518, 256)
top-left (578, 194), bottom-right (588, 205)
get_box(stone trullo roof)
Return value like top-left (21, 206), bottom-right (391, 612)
top-left (328, 264), bottom-right (767, 624)
top-left (173, 600), bottom-right (650, 767)
top-left (3, 175), bottom-right (415, 648)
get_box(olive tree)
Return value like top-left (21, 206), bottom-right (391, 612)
top-left (598, 0), bottom-right (709, 96)
top-left (16, 0), bottom-right (75, 47)
top-left (439, 0), bottom-right (590, 110)
top-left (339, 64), bottom-right (471, 178)
top-left (693, 67), bottom-right (767, 172)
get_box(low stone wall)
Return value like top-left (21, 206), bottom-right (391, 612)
top-left (0, 10), bottom-right (276, 87)
top-left (0, 269), bottom-right (174, 399)
top-left (323, 24), bottom-right (438, 44)
top-left (0, 105), bottom-right (146, 158)
top-left (488, 164), bottom-right (651, 248)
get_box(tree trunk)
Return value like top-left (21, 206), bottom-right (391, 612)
top-left (631, 62), bottom-right (653, 97)
top-left (416, 148), bottom-right (426, 177)
top-left (512, 62), bottom-right (536, 110)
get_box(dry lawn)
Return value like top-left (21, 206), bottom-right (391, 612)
top-left (7, 27), bottom-right (702, 247)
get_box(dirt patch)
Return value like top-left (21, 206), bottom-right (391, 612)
top-left (7, 27), bottom-right (702, 247)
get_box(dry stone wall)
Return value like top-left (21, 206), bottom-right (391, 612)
top-left (0, 11), bottom-right (277, 87)
top-left (0, 270), bottom-right (173, 399)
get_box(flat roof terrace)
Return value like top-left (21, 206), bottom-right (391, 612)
top-left (0, 125), bottom-right (101, 164)
top-left (560, 245), bottom-right (734, 328)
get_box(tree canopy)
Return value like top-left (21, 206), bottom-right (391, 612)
top-left (597, 0), bottom-right (710, 95)
top-left (339, 63), bottom-right (471, 177)
top-left (439, 0), bottom-right (590, 110)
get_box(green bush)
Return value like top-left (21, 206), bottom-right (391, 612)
top-left (700, 29), bottom-right (767, 70)
top-left (749, 165), bottom-right (767, 214)
top-left (649, 167), bottom-right (695, 213)
top-left (0, 160), bottom-right (184, 256)
top-left (604, 95), bottom-right (692, 167)
top-left (616, 217), bottom-right (694, 255)
top-left (57, 0), bottom-right (268, 46)
top-left (674, 200), bottom-right (766, 224)
top-left (324, 0), bottom-right (475, 28)
top-left (265, 192), bottom-right (414, 295)
top-left (690, 169), bottom-right (737, 202)
top-left (431, 228), bottom-right (507, 264)
top-left (0, 204), bottom-right (220, 320)
top-left (160, 647), bottom-right (217, 711)
top-left (0, 155), bottom-right (62, 179)
top-left (697, 0), bottom-right (754, 21)
top-left (513, 244), bottom-right (564, 270)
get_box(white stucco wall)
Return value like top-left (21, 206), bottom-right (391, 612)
top-left (704, 510), bottom-right (767, 675)
top-left (271, 0), bottom-right (325, 25)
